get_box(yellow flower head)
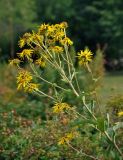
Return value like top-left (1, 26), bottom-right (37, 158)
top-left (18, 33), bottom-right (32, 48)
top-left (17, 70), bottom-right (39, 92)
top-left (35, 57), bottom-right (46, 68)
top-left (60, 37), bottom-right (73, 46)
top-left (37, 22), bottom-right (72, 49)
top-left (53, 102), bottom-right (71, 113)
top-left (77, 47), bottom-right (93, 65)
top-left (18, 38), bottom-right (25, 48)
top-left (58, 131), bottom-right (78, 145)
top-left (17, 49), bottom-right (34, 60)
top-left (25, 83), bottom-right (39, 92)
top-left (38, 23), bottom-right (49, 34)
top-left (49, 46), bottom-right (63, 54)
top-left (118, 111), bottom-right (123, 117)
top-left (9, 59), bottom-right (21, 66)
top-left (41, 23), bottom-right (66, 40)
top-left (54, 31), bottom-right (65, 41)
top-left (31, 32), bottom-right (43, 44)
top-left (47, 25), bottom-right (56, 36)
top-left (59, 22), bottom-right (68, 29)
top-left (58, 137), bottom-right (66, 145)
top-left (17, 70), bottom-right (32, 90)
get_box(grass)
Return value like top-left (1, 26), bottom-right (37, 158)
top-left (98, 72), bottom-right (123, 106)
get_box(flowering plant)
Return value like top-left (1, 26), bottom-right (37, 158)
top-left (9, 22), bottom-right (123, 159)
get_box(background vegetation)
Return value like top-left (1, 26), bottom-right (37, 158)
top-left (1, 0), bottom-right (123, 64)
top-left (0, 0), bottom-right (123, 159)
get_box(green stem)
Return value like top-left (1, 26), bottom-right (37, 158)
top-left (30, 62), bottom-right (68, 93)
top-left (67, 142), bottom-right (99, 160)
top-left (82, 96), bottom-right (97, 120)
top-left (37, 75), bottom-right (68, 92)
top-left (64, 44), bottom-right (72, 80)
top-left (36, 89), bottom-right (55, 100)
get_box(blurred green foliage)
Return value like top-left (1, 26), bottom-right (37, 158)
top-left (0, 110), bottom-right (100, 160)
top-left (0, 53), bottom-right (122, 159)
top-left (0, 0), bottom-right (123, 60)
top-left (106, 95), bottom-right (123, 123)
top-left (0, 0), bottom-right (36, 58)
top-left (0, 1), bottom-right (123, 159)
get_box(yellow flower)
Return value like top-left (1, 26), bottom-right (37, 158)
top-left (54, 22), bottom-right (68, 30)
top-left (9, 59), bottom-right (21, 66)
top-left (25, 83), bottom-right (39, 92)
top-left (17, 70), bottom-right (32, 90)
top-left (53, 102), bottom-right (70, 113)
top-left (47, 25), bottom-right (56, 36)
top-left (17, 70), bottom-right (39, 92)
top-left (118, 111), bottom-right (123, 117)
top-left (38, 23), bottom-right (49, 34)
top-left (23, 33), bottom-right (32, 45)
top-left (47, 23), bottom-right (67, 37)
top-left (18, 33), bottom-right (32, 48)
top-left (60, 37), bottom-right (73, 46)
top-left (35, 57), bottom-right (46, 68)
top-left (49, 46), bottom-right (63, 54)
top-left (58, 132), bottom-right (77, 145)
top-left (31, 32), bottom-right (43, 44)
top-left (17, 49), bottom-right (34, 60)
top-left (18, 38), bottom-right (25, 48)
top-left (59, 22), bottom-right (68, 29)
top-left (37, 23), bottom-right (72, 49)
top-left (19, 32), bottom-right (43, 48)
top-left (58, 137), bottom-right (66, 145)
top-left (54, 31), bottom-right (65, 41)
top-left (77, 47), bottom-right (93, 65)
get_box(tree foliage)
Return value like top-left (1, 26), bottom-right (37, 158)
top-left (0, 0), bottom-right (37, 57)
top-left (0, 0), bottom-right (123, 59)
